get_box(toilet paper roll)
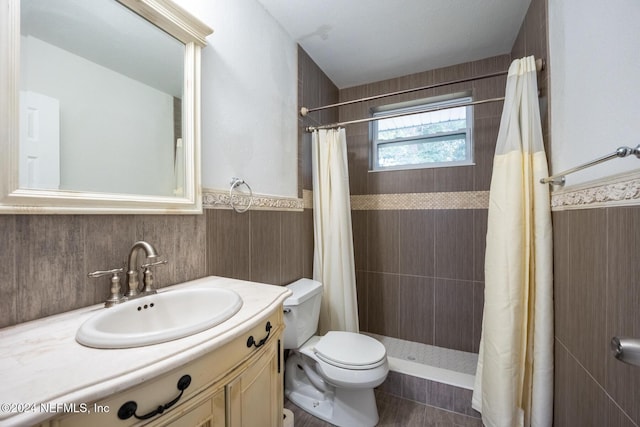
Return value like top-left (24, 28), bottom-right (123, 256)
top-left (283, 408), bottom-right (294, 427)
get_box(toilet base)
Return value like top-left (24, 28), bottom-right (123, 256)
top-left (285, 353), bottom-right (379, 427)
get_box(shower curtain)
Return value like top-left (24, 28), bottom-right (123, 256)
top-left (311, 128), bottom-right (359, 334)
top-left (472, 56), bottom-right (553, 427)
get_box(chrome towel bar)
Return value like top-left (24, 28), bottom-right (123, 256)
top-left (540, 145), bottom-right (640, 186)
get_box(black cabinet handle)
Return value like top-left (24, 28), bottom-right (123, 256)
top-left (246, 321), bottom-right (272, 348)
top-left (117, 374), bottom-right (191, 421)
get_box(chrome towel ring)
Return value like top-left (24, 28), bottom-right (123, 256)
top-left (229, 177), bottom-right (253, 213)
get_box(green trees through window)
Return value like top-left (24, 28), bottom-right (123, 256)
top-left (372, 97), bottom-right (473, 170)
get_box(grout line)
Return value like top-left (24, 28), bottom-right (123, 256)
top-left (556, 338), bottom-right (638, 426)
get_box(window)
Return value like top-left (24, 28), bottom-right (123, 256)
top-left (371, 95), bottom-right (473, 170)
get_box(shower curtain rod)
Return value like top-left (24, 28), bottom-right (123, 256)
top-left (305, 97), bottom-right (506, 132)
top-left (540, 145), bottom-right (640, 186)
top-left (300, 58), bottom-right (544, 118)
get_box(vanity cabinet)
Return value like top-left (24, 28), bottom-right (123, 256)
top-left (226, 335), bottom-right (281, 427)
top-left (44, 310), bottom-right (284, 427)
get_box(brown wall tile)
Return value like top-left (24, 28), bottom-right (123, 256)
top-left (250, 211), bottom-right (282, 284)
top-left (472, 209), bottom-right (488, 282)
top-left (398, 210), bottom-right (434, 277)
top-left (0, 216), bottom-right (17, 328)
top-left (554, 206), bottom-right (640, 426)
top-left (367, 272), bottom-right (399, 337)
top-left (206, 209), bottom-right (251, 281)
top-left (367, 210), bottom-right (399, 273)
top-left (605, 207), bottom-right (640, 424)
top-left (472, 117), bottom-right (500, 191)
top-left (3, 213), bottom-right (207, 327)
top-left (280, 211), bottom-right (304, 285)
top-left (140, 214), bottom-right (207, 287)
top-left (351, 210), bottom-right (368, 271)
top-left (83, 215), bottom-right (137, 303)
top-left (302, 208), bottom-right (314, 278)
top-left (472, 281), bottom-right (484, 353)
top-left (398, 275), bottom-right (434, 345)
top-left (552, 211), bottom-right (570, 345)
top-left (355, 270), bottom-right (369, 331)
top-left (396, 168), bottom-right (436, 194)
top-left (565, 209), bottom-right (607, 384)
top-left (434, 278), bottom-right (475, 352)
top-left (434, 210), bottom-right (474, 281)
top-left (298, 46), bottom-right (339, 194)
top-left (16, 215), bottom-right (90, 323)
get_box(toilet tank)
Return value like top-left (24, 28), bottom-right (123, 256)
top-left (282, 279), bottom-right (323, 349)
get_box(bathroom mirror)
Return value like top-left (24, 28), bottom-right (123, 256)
top-left (0, 0), bottom-right (212, 213)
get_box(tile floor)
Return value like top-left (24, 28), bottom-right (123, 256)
top-left (285, 390), bottom-right (483, 427)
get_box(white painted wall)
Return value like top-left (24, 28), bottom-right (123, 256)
top-left (548, 0), bottom-right (640, 187)
top-left (173, 0), bottom-right (298, 198)
top-left (20, 36), bottom-right (175, 196)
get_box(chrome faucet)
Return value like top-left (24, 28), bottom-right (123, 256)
top-left (126, 241), bottom-right (161, 297)
top-left (88, 241), bottom-right (166, 307)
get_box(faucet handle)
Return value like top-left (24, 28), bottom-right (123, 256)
top-left (88, 267), bottom-right (126, 308)
top-left (88, 267), bottom-right (124, 278)
top-left (141, 259), bottom-right (167, 294)
top-left (140, 259), bottom-right (168, 269)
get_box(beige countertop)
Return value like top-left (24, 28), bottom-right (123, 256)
top-left (0, 276), bottom-right (291, 427)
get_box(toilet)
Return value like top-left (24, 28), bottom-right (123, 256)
top-left (283, 278), bottom-right (388, 427)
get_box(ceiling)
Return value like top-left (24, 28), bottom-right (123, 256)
top-left (255, 0), bottom-right (532, 89)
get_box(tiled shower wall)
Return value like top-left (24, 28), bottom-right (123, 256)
top-left (339, 0), bottom-right (550, 355)
top-left (339, 55), bottom-right (508, 353)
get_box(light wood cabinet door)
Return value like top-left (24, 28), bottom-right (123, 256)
top-left (226, 337), bottom-right (283, 427)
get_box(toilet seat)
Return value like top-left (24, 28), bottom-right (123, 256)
top-left (314, 331), bottom-right (386, 370)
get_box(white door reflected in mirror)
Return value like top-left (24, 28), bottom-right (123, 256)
top-left (19, 90), bottom-right (60, 190)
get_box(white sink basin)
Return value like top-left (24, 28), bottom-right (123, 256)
top-left (76, 287), bottom-right (243, 348)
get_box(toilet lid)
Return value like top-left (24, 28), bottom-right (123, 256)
top-left (314, 331), bottom-right (386, 369)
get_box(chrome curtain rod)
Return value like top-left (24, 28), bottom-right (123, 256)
top-left (300, 58), bottom-right (544, 117)
top-left (540, 145), bottom-right (640, 186)
top-left (305, 97), bottom-right (505, 132)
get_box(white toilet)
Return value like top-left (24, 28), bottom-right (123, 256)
top-left (283, 278), bottom-right (388, 427)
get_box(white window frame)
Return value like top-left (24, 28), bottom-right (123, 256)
top-left (371, 95), bottom-right (474, 171)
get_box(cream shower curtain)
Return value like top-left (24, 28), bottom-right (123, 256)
top-left (472, 56), bottom-right (553, 427)
top-left (311, 128), bottom-right (359, 334)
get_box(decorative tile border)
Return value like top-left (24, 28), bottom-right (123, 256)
top-left (550, 170), bottom-right (640, 211)
top-left (202, 188), bottom-right (304, 211)
top-left (204, 170), bottom-right (640, 212)
top-left (350, 191), bottom-right (489, 210)
top-left (203, 189), bottom-right (489, 212)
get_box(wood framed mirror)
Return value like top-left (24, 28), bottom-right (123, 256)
top-left (0, 0), bottom-right (212, 213)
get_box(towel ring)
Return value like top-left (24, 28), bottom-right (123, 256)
top-left (229, 177), bottom-right (253, 213)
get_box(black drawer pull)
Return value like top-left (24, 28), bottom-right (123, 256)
top-left (117, 374), bottom-right (191, 421)
top-left (247, 321), bottom-right (272, 348)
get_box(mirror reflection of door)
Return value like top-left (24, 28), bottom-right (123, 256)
top-left (19, 91), bottom-right (60, 190)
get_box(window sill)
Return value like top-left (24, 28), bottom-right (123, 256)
top-left (369, 161), bottom-right (475, 173)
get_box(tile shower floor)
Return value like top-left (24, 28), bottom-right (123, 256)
top-left (366, 333), bottom-right (478, 389)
